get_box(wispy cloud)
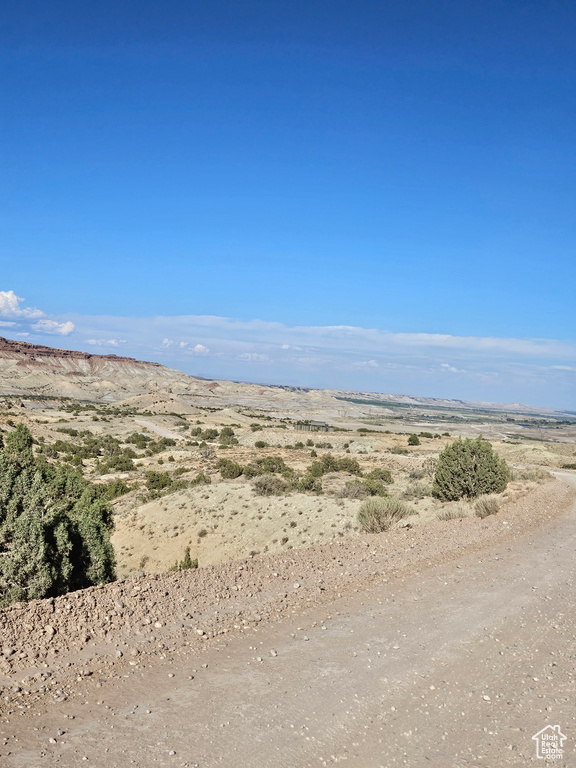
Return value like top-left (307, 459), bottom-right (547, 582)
top-left (86, 338), bottom-right (127, 347)
top-left (1, 296), bottom-right (574, 407)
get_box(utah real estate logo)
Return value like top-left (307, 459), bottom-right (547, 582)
top-left (532, 725), bottom-right (566, 760)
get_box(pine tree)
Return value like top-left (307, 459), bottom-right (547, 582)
top-left (0, 424), bottom-right (115, 607)
top-left (432, 437), bottom-right (510, 501)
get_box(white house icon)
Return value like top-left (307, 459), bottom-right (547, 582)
top-left (532, 725), bottom-right (567, 759)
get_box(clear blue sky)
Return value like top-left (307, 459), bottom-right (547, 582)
top-left (1, 1), bottom-right (575, 407)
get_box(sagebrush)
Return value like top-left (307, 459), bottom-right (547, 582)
top-left (357, 497), bottom-right (412, 533)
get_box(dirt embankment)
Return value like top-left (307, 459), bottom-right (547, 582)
top-left (0, 477), bottom-right (574, 712)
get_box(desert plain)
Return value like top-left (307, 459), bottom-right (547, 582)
top-left (1, 337), bottom-right (575, 766)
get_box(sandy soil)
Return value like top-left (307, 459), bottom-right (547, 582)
top-left (1, 475), bottom-right (575, 766)
top-left (134, 420), bottom-right (185, 441)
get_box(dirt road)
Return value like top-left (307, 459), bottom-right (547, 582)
top-left (135, 419), bottom-right (183, 440)
top-left (2, 476), bottom-right (576, 767)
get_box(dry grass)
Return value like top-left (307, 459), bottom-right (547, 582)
top-left (474, 495), bottom-right (500, 519)
top-left (437, 502), bottom-right (472, 521)
top-left (357, 497), bottom-right (412, 533)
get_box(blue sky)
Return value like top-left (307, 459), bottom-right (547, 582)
top-left (1, 1), bottom-right (575, 408)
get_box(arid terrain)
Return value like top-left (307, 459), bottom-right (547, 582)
top-left (1, 339), bottom-right (575, 766)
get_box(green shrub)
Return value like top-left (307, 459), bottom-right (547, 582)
top-left (218, 458), bottom-right (244, 479)
top-left (98, 478), bottom-right (131, 500)
top-left (253, 475), bottom-right (287, 496)
top-left (403, 481), bottom-right (432, 499)
top-left (145, 470), bottom-right (172, 491)
top-left (297, 474), bottom-right (322, 493)
top-left (219, 435), bottom-right (239, 446)
top-left (169, 546), bottom-right (198, 572)
top-left (361, 478), bottom-right (388, 496)
top-left (474, 495), bottom-right (500, 518)
top-left (365, 467), bottom-right (393, 484)
top-left (336, 456), bottom-right (362, 475)
top-left (253, 456), bottom-right (293, 476)
top-left (340, 480), bottom-right (368, 499)
top-left (341, 478), bottom-right (388, 499)
top-left (242, 464), bottom-right (263, 479)
top-left (190, 471), bottom-right (211, 486)
top-left (0, 424), bottom-right (115, 607)
top-left (103, 453), bottom-right (136, 472)
top-left (254, 440), bottom-right (268, 448)
top-left (562, 463), bottom-right (576, 470)
top-left (408, 434), bottom-right (420, 446)
top-left (432, 437), bottom-right (510, 501)
top-left (357, 497), bottom-right (412, 533)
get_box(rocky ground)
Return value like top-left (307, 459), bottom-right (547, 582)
top-left (1, 474), bottom-right (575, 766)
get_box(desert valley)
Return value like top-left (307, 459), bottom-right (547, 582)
top-left (1, 338), bottom-right (576, 767)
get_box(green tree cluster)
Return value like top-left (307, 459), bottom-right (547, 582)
top-left (0, 424), bottom-right (115, 607)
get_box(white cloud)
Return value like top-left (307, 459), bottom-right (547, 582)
top-left (0, 290), bottom-right (75, 336)
top-left (238, 352), bottom-right (268, 362)
top-left (37, 308), bottom-right (573, 407)
top-left (32, 319), bottom-right (75, 336)
top-left (0, 290), bottom-right (44, 319)
top-left (86, 338), bottom-right (127, 347)
top-left (440, 362), bottom-right (466, 374)
top-left (162, 338), bottom-right (191, 349)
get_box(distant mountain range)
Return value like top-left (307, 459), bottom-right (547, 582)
top-left (0, 336), bottom-right (568, 419)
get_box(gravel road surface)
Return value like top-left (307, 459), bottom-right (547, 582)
top-left (2, 476), bottom-right (575, 767)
